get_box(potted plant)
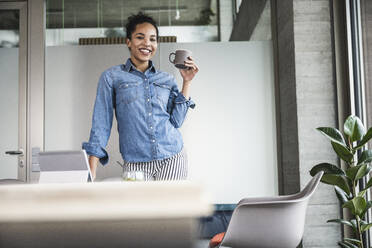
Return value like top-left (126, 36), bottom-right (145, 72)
top-left (310, 115), bottom-right (372, 248)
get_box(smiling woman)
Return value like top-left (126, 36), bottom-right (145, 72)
top-left (82, 12), bottom-right (199, 181)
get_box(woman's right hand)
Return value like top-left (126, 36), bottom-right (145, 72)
top-left (88, 155), bottom-right (99, 181)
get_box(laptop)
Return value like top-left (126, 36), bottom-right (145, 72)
top-left (38, 150), bottom-right (92, 183)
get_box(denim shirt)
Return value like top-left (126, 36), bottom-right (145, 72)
top-left (82, 59), bottom-right (195, 164)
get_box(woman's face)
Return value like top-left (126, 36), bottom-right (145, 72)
top-left (126, 22), bottom-right (158, 65)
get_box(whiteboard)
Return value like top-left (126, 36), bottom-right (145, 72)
top-left (45, 41), bottom-right (278, 203)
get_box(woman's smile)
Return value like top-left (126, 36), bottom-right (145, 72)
top-left (139, 47), bottom-right (152, 56)
top-left (126, 22), bottom-right (158, 70)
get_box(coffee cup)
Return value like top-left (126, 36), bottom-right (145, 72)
top-left (169, 49), bottom-right (192, 69)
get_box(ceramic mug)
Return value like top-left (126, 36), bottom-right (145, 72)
top-left (169, 49), bottom-right (192, 69)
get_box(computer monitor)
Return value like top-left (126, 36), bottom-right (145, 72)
top-left (38, 150), bottom-right (92, 183)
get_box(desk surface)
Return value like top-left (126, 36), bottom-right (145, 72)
top-left (0, 181), bottom-right (212, 222)
top-left (0, 181), bottom-right (213, 248)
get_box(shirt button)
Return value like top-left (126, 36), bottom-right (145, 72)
top-left (150, 126), bottom-right (153, 129)
top-left (152, 139), bottom-right (156, 143)
top-left (149, 112), bottom-right (152, 116)
top-left (147, 98), bottom-right (150, 102)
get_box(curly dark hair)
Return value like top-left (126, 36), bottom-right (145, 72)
top-left (125, 12), bottom-right (159, 41)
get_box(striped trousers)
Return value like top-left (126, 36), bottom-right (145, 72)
top-left (123, 148), bottom-right (188, 181)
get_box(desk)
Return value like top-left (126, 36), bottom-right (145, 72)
top-left (0, 181), bottom-right (212, 248)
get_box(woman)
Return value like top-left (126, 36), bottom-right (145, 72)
top-left (82, 12), bottom-right (199, 181)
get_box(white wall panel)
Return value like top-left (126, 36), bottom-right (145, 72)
top-left (45, 41), bottom-right (277, 203)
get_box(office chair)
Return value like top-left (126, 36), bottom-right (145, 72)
top-left (209, 171), bottom-right (324, 248)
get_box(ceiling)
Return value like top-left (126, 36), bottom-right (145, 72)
top-left (0, 0), bottom-right (216, 30)
top-left (46, 0), bottom-right (216, 29)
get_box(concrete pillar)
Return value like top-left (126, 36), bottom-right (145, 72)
top-left (293, 0), bottom-right (341, 247)
top-left (273, 0), bottom-right (341, 246)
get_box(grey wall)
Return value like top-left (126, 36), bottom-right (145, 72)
top-left (273, 0), bottom-right (341, 247)
top-left (294, 0), bottom-right (340, 247)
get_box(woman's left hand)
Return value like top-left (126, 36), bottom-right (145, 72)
top-left (180, 56), bottom-right (199, 82)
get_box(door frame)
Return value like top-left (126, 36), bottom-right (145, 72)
top-left (27, 0), bottom-right (45, 183)
top-left (0, 0), bottom-right (45, 182)
top-left (0, 1), bottom-right (27, 181)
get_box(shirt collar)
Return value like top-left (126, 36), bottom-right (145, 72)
top-left (123, 59), bottom-right (156, 73)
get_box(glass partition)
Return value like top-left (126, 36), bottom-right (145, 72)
top-left (0, 10), bottom-right (19, 48)
top-left (44, 0), bottom-right (277, 205)
top-left (46, 0), bottom-right (221, 45)
top-left (46, 0), bottom-right (271, 46)
top-left (0, 10), bottom-right (19, 179)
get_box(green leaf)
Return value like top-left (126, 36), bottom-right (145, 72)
top-left (358, 150), bottom-right (372, 165)
top-left (358, 189), bottom-right (367, 197)
top-left (322, 174), bottom-right (351, 195)
top-left (310, 163), bottom-right (345, 176)
top-left (360, 219), bottom-right (368, 225)
top-left (350, 219), bottom-right (358, 231)
top-left (327, 219), bottom-right (353, 227)
top-left (343, 241), bottom-right (359, 248)
top-left (346, 166), bottom-right (360, 181)
top-left (332, 141), bottom-right (353, 163)
top-left (346, 164), bottom-right (371, 181)
top-left (310, 163), bottom-right (350, 194)
top-left (344, 115), bottom-right (366, 142)
top-left (361, 223), bottom-right (372, 232)
top-left (343, 238), bottom-right (361, 245)
top-left (355, 127), bottom-right (372, 150)
top-left (317, 127), bottom-right (346, 146)
top-left (361, 201), bottom-right (372, 217)
top-left (338, 241), bottom-right (358, 248)
top-left (364, 177), bottom-right (372, 191)
top-left (343, 197), bottom-right (367, 217)
top-left (342, 200), bottom-right (354, 215)
top-left (355, 164), bottom-right (371, 180)
top-left (354, 197), bottom-right (367, 217)
top-left (335, 186), bottom-right (350, 204)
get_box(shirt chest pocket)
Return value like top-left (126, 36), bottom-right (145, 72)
top-left (116, 81), bottom-right (140, 105)
top-left (154, 82), bottom-right (171, 105)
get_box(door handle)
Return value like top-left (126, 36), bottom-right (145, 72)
top-left (5, 149), bottom-right (24, 156)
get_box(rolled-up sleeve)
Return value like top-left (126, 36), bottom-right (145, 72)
top-left (82, 72), bottom-right (114, 165)
top-left (167, 86), bottom-right (195, 128)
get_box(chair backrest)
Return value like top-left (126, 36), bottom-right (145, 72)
top-left (219, 171), bottom-right (324, 248)
top-left (293, 171), bottom-right (324, 200)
